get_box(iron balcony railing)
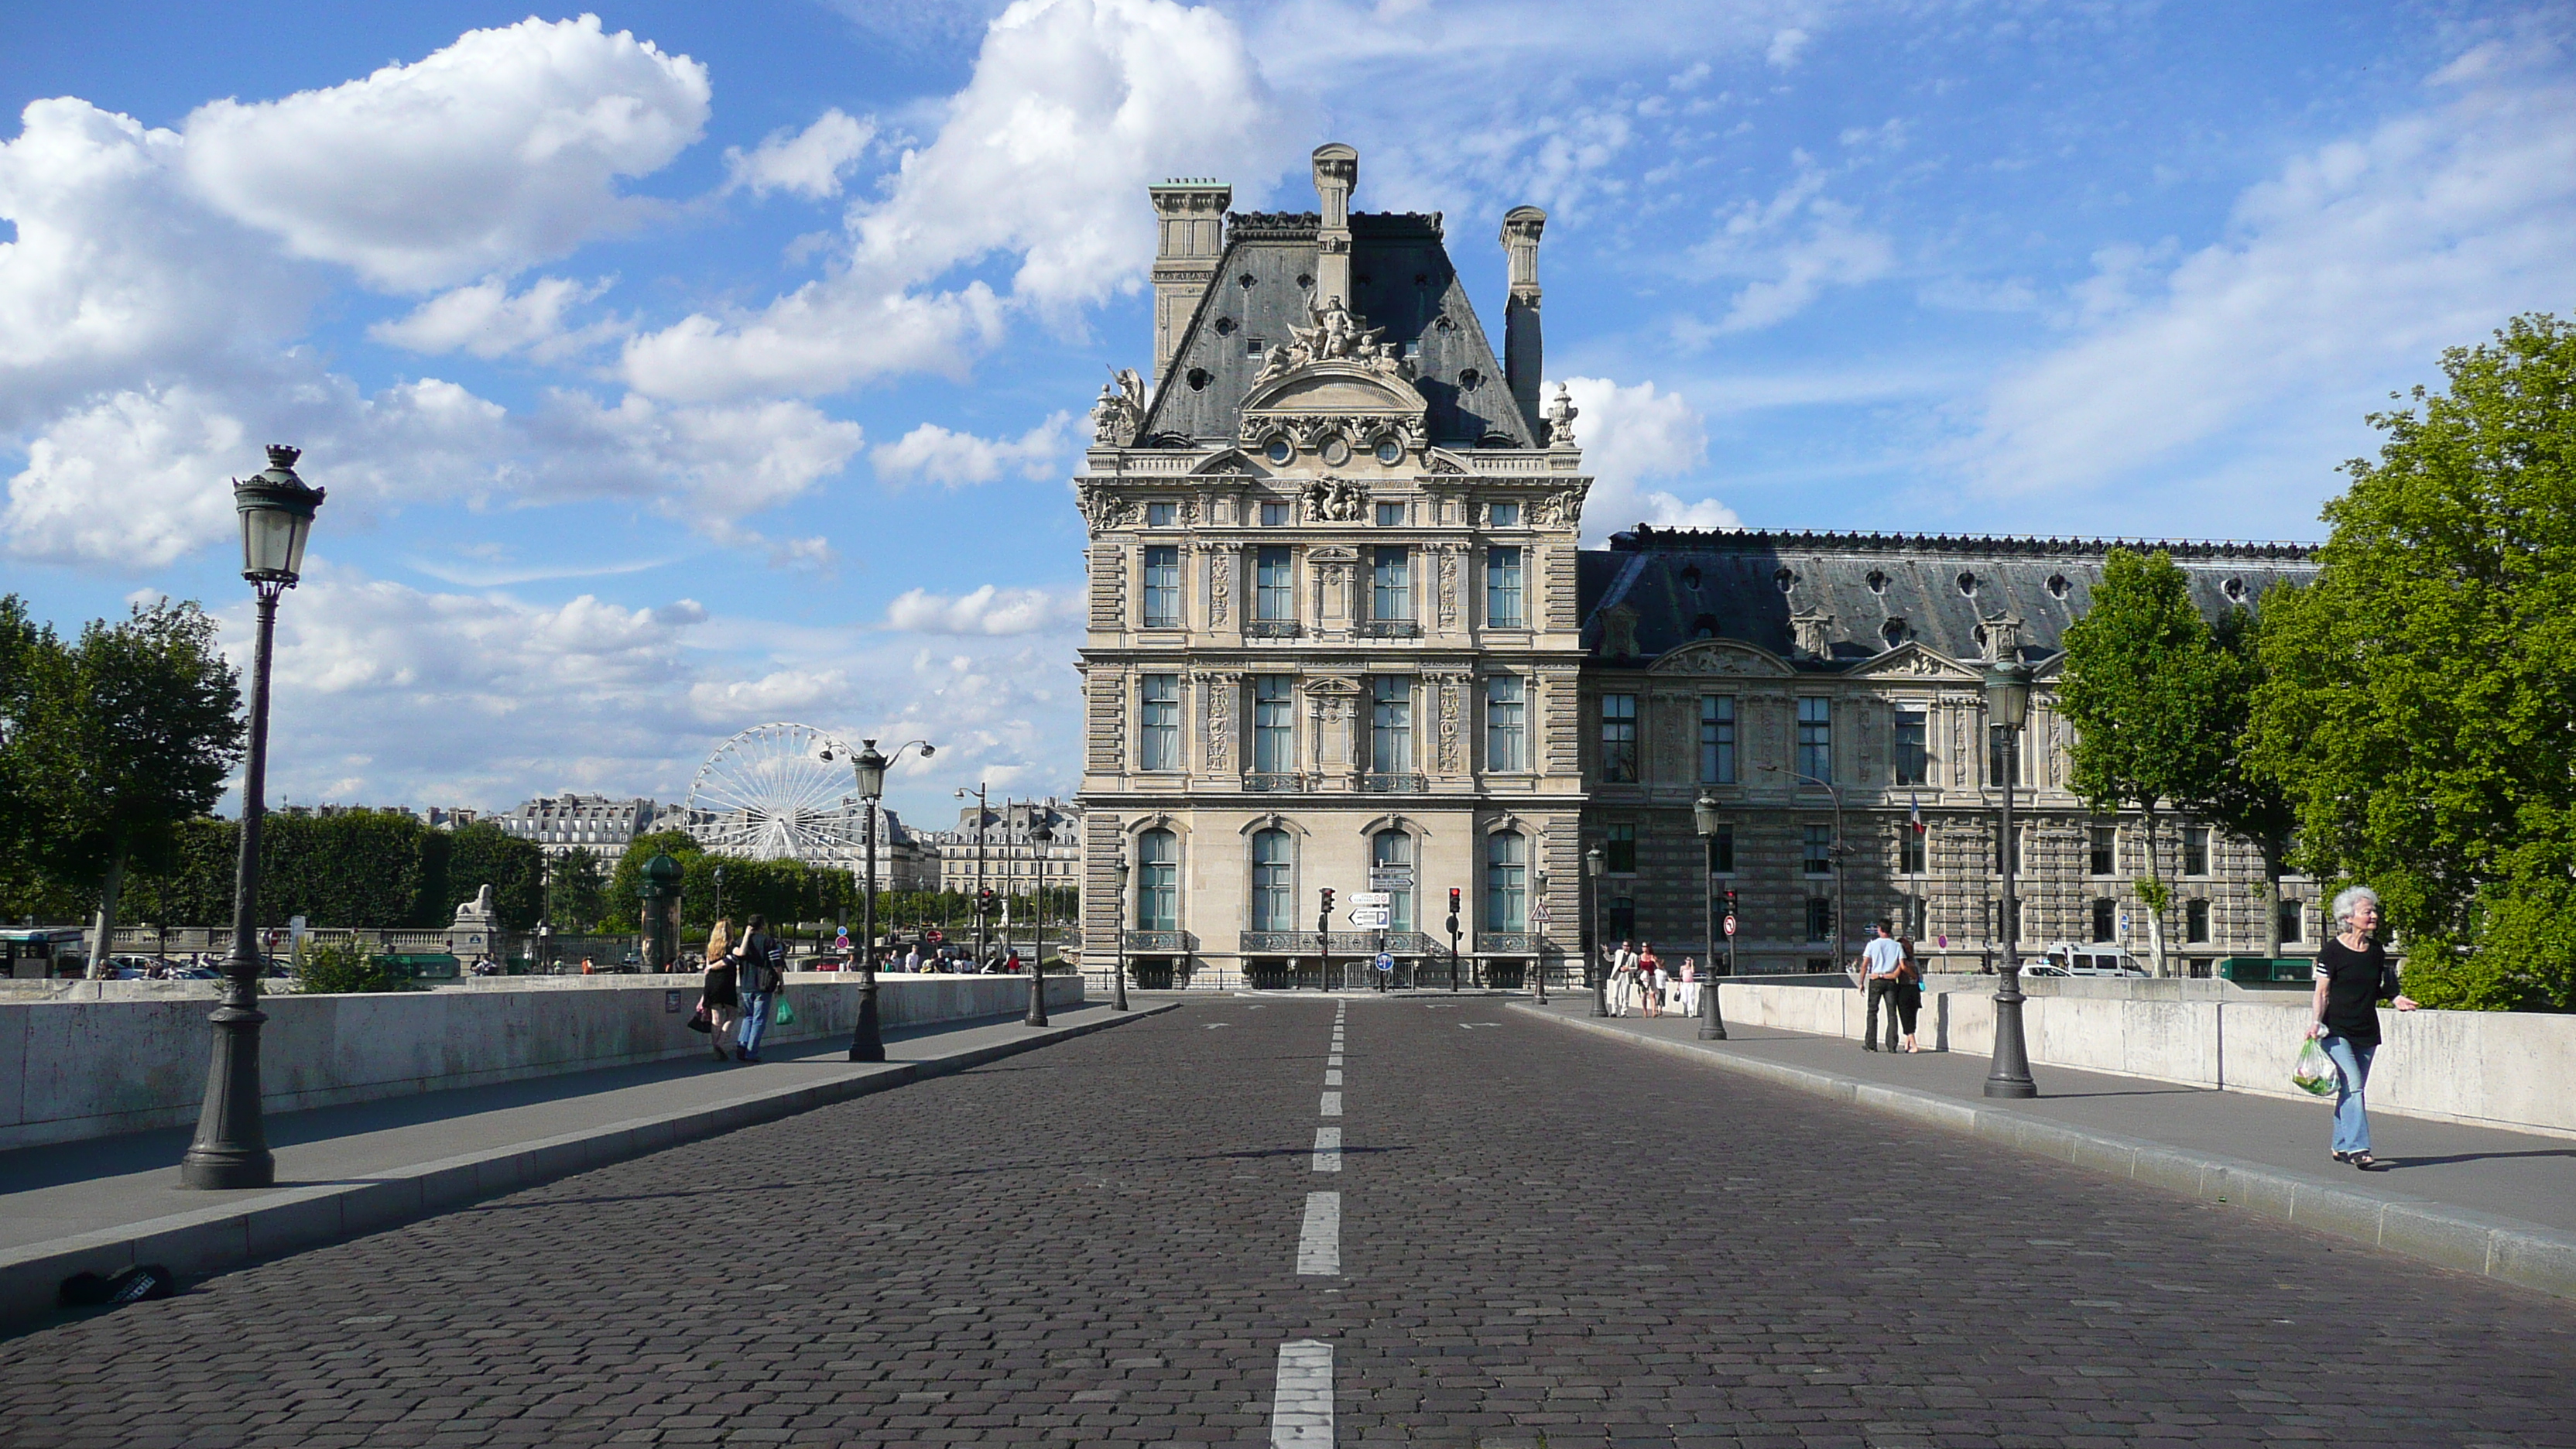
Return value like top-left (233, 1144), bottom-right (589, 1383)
top-left (1238, 930), bottom-right (1447, 955)
top-left (1244, 620), bottom-right (1302, 639)
top-left (1355, 619), bottom-right (1422, 639)
top-left (1359, 772), bottom-right (1427, 793)
top-left (1474, 930), bottom-right (1540, 954)
top-left (1243, 772), bottom-right (1308, 793)
top-left (1121, 930), bottom-right (1190, 952)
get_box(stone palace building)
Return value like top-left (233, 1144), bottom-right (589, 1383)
top-left (1073, 143), bottom-right (2321, 988)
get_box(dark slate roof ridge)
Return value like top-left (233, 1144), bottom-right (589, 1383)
top-left (1604, 525), bottom-right (2318, 562)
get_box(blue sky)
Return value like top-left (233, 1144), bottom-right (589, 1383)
top-left (3, 1), bottom-right (2570, 827)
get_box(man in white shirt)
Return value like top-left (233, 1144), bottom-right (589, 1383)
top-left (1857, 920), bottom-right (1908, 1053)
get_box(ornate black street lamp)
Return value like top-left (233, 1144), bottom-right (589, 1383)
top-left (1026, 817), bottom-right (1052, 1027)
top-left (1983, 658), bottom-right (2040, 1098)
top-left (639, 853), bottom-right (683, 972)
top-left (1692, 791), bottom-right (1730, 1041)
top-left (180, 446), bottom-right (323, 1190)
top-left (848, 737), bottom-right (934, 1062)
top-left (1113, 858), bottom-right (1132, 1012)
top-left (1585, 843), bottom-right (1608, 1017)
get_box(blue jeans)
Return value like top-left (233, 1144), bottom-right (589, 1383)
top-left (2322, 1033), bottom-right (2376, 1155)
top-left (737, 991), bottom-right (772, 1057)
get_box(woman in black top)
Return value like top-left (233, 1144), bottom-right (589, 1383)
top-left (2309, 886), bottom-right (2418, 1170)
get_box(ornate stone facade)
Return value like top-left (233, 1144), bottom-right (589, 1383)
top-left (1077, 144), bottom-right (2323, 987)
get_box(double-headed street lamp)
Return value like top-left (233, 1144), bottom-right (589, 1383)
top-left (1691, 792), bottom-right (1730, 1041)
top-left (1983, 659), bottom-right (2040, 1098)
top-left (845, 737), bottom-right (934, 1063)
top-left (180, 446), bottom-right (324, 1190)
top-left (1112, 859), bottom-right (1131, 1011)
top-left (1585, 843), bottom-right (1608, 1017)
top-left (1026, 817), bottom-right (1053, 1027)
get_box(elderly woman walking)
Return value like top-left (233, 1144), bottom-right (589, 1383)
top-left (2311, 886), bottom-right (2418, 1170)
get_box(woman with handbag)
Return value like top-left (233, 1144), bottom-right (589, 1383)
top-left (2311, 886), bottom-right (2418, 1170)
top-left (699, 919), bottom-right (739, 1064)
top-left (1893, 934), bottom-right (1923, 1053)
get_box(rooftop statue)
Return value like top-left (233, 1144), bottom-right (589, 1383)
top-left (1255, 296), bottom-right (1414, 387)
top-left (1091, 367), bottom-right (1146, 445)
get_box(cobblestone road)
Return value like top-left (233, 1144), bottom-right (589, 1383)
top-left (2, 999), bottom-right (2570, 1447)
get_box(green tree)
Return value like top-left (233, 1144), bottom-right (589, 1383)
top-left (547, 847), bottom-right (608, 932)
top-left (2190, 608), bottom-right (2303, 957)
top-left (5, 601), bottom-right (245, 974)
top-left (293, 939), bottom-right (417, 994)
top-left (2252, 313), bottom-right (2576, 1011)
top-left (442, 821), bottom-right (544, 930)
top-left (2057, 549), bottom-right (2237, 976)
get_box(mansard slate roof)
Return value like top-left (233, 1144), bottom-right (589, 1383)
top-left (1134, 211), bottom-right (1540, 447)
top-left (1579, 526), bottom-right (2321, 668)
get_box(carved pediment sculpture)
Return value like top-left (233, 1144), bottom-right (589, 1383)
top-left (1074, 480), bottom-right (1132, 533)
top-left (1302, 476), bottom-right (1368, 523)
top-left (1646, 639), bottom-right (1796, 677)
top-left (1982, 610), bottom-right (2026, 660)
top-left (1255, 296), bottom-right (1416, 384)
top-left (1526, 481), bottom-right (1589, 530)
top-left (1844, 642), bottom-right (1976, 680)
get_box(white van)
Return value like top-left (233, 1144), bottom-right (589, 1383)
top-left (2021, 943), bottom-right (2149, 977)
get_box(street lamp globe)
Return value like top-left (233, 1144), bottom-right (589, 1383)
top-left (233, 445), bottom-right (325, 584)
top-left (1982, 658), bottom-right (2033, 729)
top-left (1691, 791), bottom-right (1723, 839)
top-left (1585, 843), bottom-right (1605, 878)
top-left (854, 738), bottom-right (889, 800)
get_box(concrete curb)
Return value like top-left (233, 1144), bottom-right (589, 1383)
top-left (0, 1004), bottom-right (1176, 1332)
top-left (1511, 1003), bottom-right (2576, 1305)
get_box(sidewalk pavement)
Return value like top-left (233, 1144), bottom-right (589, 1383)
top-left (1, 1002), bottom-right (1171, 1330)
top-left (1512, 999), bottom-right (2576, 1304)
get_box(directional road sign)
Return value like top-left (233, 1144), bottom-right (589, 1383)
top-left (1348, 907), bottom-right (1392, 929)
top-left (1351, 892), bottom-right (1392, 907)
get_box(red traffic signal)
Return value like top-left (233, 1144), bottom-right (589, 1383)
top-left (1320, 887), bottom-right (1335, 913)
top-left (1447, 887), bottom-right (1461, 913)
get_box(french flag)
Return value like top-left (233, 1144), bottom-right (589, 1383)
top-left (1909, 795), bottom-right (1926, 834)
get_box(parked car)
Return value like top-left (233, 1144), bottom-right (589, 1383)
top-left (2027, 943), bottom-right (2148, 977)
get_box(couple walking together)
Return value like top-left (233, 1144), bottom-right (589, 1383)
top-left (1858, 920), bottom-right (1922, 1053)
top-left (697, 914), bottom-right (788, 1064)
top-left (1601, 940), bottom-right (1701, 1018)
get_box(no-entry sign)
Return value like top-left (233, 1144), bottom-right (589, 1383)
top-left (1723, 914), bottom-right (1738, 937)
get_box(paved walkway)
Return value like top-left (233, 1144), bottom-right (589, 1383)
top-left (1, 1002), bottom-right (1166, 1325)
top-left (5, 996), bottom-right (2571, 1447)
top-left (1515, 999), bottom-right (2576, 1296)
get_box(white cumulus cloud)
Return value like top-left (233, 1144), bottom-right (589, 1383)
top-left (871, 411), bottom-right (1073, 487)
top-left (883, 584), bottom-right (1078, 635)
top-left (1557, 375), bottom-right (1738, 545)
top-left (724, 108), bottom-right (875, 199)
top-left (620, 0), bottom-right (1278, 402)
top-left (180, 15), bottom-right (709, 291)
top-left (368, 275), bottom-right (622, 361)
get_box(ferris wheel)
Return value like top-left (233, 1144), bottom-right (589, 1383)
top-left (683, 723), bottom-right (866, 865)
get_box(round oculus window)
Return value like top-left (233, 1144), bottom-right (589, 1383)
top-left (1320, 437), bottom-right (1353, 468)
top-left (1373, 438), bottom-right (1403, 464)
top-left (1264, 437), bottom-right (1293, 464)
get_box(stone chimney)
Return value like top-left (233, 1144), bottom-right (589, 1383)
top-left (1149, 178), bottom-right (1231, 384)
top-left (1310, 142), bottom-right (1358, 308)
top-left (1500, 205), bottom-right (1547, 430)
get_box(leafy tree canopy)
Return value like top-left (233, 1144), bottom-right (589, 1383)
top-left (2252, 312), bottom-right (2576, 1010)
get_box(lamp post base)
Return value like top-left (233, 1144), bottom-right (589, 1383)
top-left (1984, 968), bottom-right (2039, 1098)
top-left (1026, 964), bottom-right (1049, 1028)
top-left (1697, 979), bottom-right (1728, 1040)
top-left (848, 971), bottom-right (885, 1062)
top-left (179, 999), bottom-right (273, 1189)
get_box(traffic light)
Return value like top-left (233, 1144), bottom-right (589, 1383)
top-left (1445, 888), bottom-right (1461, 932)
top-left (1319, 887), bottom-right (1334, 915)
top-left (1725, 889), bottom-right (1738, 913)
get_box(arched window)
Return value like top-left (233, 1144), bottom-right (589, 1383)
top-left (1485, 831), bottom-right (1527, 931)
top-left (1137, 829), bottom-right (1178, 933)
top-left (1250, 828), bottom-right (1293, 932)
top-left (1372, 829), bottom-right (1414, 933)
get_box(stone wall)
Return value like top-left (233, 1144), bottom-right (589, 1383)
top-left (1713, 976), bottom-right (2576, 1139)
top-left (0, 972), bottom-right (1083, 1150)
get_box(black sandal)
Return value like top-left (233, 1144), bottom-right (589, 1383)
top-left (2349, 1153), bottom-right (2382, 1170)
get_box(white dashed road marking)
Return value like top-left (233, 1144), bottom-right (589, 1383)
top-left (1311, 1127), bottom-right (1341, 1172)
top-left (1297, 1192), bottom-right (1341, 1275)
top-left (1324, 1069), bottom-right (1342, 1086)
top-left (1270, 1339), bottom-right (1334, 1447)
top-left (1319, 1091), bottom-right (1341, 1116)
